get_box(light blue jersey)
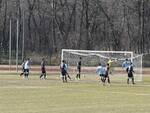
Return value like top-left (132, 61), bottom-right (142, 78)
top-left (60, 63), bottom-right (68, 71)
top-left (96, 66), bottom-right (105, 75)
top-left (122, 60), bottom-right (130, 69)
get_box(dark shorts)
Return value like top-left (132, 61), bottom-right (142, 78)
top-left (104, 74), bottom-right (108, 78)
top-left (77, 67), bottom-right (81, 73)
top-left (128, 72), bottom-right (133, 78)
top-left (61, 70), bottom-right (66, 76)
top-left (41, 68), bottom-right (46, 73)
top-left (24, 69), bottom-right (29, 75)
top-left (104, 71), bottom-right (109, 78)
top-left (99, 74), bottom-right (104, 77)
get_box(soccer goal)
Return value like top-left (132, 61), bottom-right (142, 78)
top-left (61, 49), bottom-right (143, 82)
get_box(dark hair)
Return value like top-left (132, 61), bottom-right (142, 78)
top-left (99, 63), bottom-right (101, 66)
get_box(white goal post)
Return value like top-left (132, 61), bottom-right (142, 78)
top-left (61, 49), bottom-right (143, 82)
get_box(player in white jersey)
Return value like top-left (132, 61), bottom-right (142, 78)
top-left (24, 58), bottom-right (31, 78)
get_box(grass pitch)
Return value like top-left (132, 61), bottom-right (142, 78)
top-left (0, 73), bottom-right (150, 113)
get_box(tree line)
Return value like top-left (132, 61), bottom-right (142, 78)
top-left (0, 0), bottom-right (150, 64)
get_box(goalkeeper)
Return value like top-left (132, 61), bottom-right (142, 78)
top-left (107, 58), bottom-right (116, 74)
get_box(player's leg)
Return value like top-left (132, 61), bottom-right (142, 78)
top-left (24, 69), bottom-right (28, 78)
top-left (131, 73), bottom-right (135, 84)
top-left (61, 71), bottom-right (66, 82)
top-left (64, 74), bottom-right (67, 82)
top-left (78, 73), bottom-right (80, 79)
top-left (127, 72), bottom-right (131, 84)
top-left (132, 77), bottom-right (135, 84)
top-left (107, 76), bottom-right (110, 84)
top-left (103, 76), bottom-right (106, 84)
top-left (127, 75), bottom-right (130, 84)
top-left (44, 72), bottom-right (46, 79)
top-left (20, 71), bottom-right (24, 76)
top-left (26, 69), bottom-right (29, 78)
top-left (20, 68), bottom-right (24, 76)
top-left (61, 74), bottom-right (65, 82)
top-left (76, 73), bottom-right (79, 79)
top-left (127, 78), bottom-right (129, 84)
top-left (67, 73), bottom-right (71, 80)
top-left (109, 67), bottom-right (112, 74)
top-left (78, 69), bottom-right (81, 79)
top-left (40, 72), bottom-right (43, 79)
top-left (100, 74), bottom-right (105, 85)
top-left (102, 76), bottom-right (105, 86)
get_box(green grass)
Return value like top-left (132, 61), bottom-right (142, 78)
top-left (0, 73), bottom-right (150, 113)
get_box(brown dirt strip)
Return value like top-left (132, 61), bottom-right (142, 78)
top-left (0, 65), bottom-right (149, 74)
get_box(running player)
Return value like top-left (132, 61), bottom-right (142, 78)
top-left (76, 57), bottom-right (82, 80)
top-left (40, 58), bottom-right (46, 79)
top-left (96, 63), bottom-right (105, 85)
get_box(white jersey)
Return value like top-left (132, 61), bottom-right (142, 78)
top-left (24, 60), bottom-right (30, 69)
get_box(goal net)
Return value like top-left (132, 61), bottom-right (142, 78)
top-left (61, 49), bottom-right (143, 82)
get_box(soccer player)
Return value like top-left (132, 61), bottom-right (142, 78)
top-left (126, 62), bottom-right (135, 84)
top-left (122, 59), bottom-right (130, 73)
top-left (107, 58), bottom-right (115, 74)
top-left (104, 63), bottom-right (111, 84)
top-left (63, 62), bottom-right (71, 80)
top-left (24, 58), bottom-right (31, 78)
top-left (96, 63), bottom-right (105, 85)
top-left (60, 60), bottom-right (67, 82)
top-left (40, 58), bottom-right (46, 79)
top-left (76, 57), bottom-right (82, 80)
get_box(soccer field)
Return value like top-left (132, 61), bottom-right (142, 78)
top-left (0, 73), bottom-right (150, 113)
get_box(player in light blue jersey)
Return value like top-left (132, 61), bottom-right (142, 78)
top-left (64, 62), bottom-right (71, 80)
top-left (122, 59), bottom-right (130, 72)
top-left (96, 63), bottom-right (105, 84)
